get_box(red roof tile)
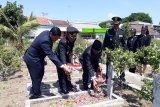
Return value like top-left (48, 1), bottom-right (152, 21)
top-left (36, 17), bottom-right (53, 25)
top-left (51, 20), bottom-right (70, 27)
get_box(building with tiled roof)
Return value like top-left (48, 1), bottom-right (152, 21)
top-left (129, 21), bottom-right (160, 36)
top-left (26, 17), bottom-right (106, 40)
top-left (51, 20), bottom-right (70, 27)
top-left (36, 17), bottom-right (53, 26)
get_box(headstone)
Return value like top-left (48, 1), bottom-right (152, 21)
top-left (153, 74), bottom-right (160, 107)
top-left (107, 62), bottom-right (113, 99)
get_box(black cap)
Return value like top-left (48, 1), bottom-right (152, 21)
top-left (92, 40), bottom-right (102, 51)
top-left (50, 26), bottom-right (61, 36)
top-left (67, 26), bottom-right (79, 33)
top-left (112, 16), bottom-right (122, 24)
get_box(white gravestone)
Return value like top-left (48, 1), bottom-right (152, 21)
top-left (153, 74), bottom-right (160, 107)
top-left (107, 62), bottom-right (113, 99)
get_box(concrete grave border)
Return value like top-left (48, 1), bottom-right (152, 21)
top-left (25, 91), bottom-right (124, 107)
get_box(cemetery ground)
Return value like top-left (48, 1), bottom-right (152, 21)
top-left (0, 58), bottom-right (152, 107)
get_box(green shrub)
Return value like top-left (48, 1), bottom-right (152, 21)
top-left (74, 37), bottom-right (91, 56)
top-left (0, 46), bottom-right (21, 80)
top-left (151, 38), bottom-right (160, 48)
top-left (105, 48), bottom-right (137, 75)
top-left (52, 41), bottom-right (58, 51)
top-left (0, 39), bottom-right (5, 45)
top-left (135, 46), bottom-right (160, 73)
top-left (136, 79), bottom-right (153, 102)
top-left (74, 44), bottom-right (84, 56)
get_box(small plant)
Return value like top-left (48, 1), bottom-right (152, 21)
top-left (105, 48), bottom-right (137, 76)
top-left (135, 46), bottom-right (160, 73)
top-left (136, 79), bottom-right (153, 102)
top-left (0, 39), bottom-right (5, 45)
top-left (0, 46), bottom-right (21, 80)
top-left (73, 44), bottom-right (84, 57)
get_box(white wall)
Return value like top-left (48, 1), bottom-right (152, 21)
top-left (34, 26), bottom-right (53, 38)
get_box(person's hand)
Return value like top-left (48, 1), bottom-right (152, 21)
top-left (96, 71), bottom-right (106, 84)
top-left (92, 79), bottom-right (97, 89)
top-left (63, 65), bottom-right (72, 74)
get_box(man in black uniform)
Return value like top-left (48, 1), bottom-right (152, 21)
top-left (127, 28), bottom-right (138, 73)
top-left (79, 40), bottom-right (103, 90)
top-left (55, 26), bottom-right (79, 94)
top-left (103, 16), bottom-right (126, 81)
top-left (23, 27), bottom-right (71, 99)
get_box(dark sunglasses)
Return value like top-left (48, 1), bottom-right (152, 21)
top-left (69, 33), bottom-right (77, 38)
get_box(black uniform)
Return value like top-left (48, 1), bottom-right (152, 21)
top-left (79, 46), bottom-right (102, 90)
top-left (127, 36), bottom-right (138, 53)
top-left (23, 31), bottom-right (62, 97)
top-left (55, 35), bottom-right (75, 93)
top-left (103, 28), bottom-right (126, 80)
top-left (127, 35), bottom-right (138, 73)
top-left (103, 28), bottom-right (126, 50)
top-left (137, 34), bottom-right (151, 48)
top-left (137, 34), bottom-right (151, 64)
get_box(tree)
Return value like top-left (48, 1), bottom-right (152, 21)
top-left (99, 21), bottom-right (106, 28)
top-left (0, 2), bottom-right (39, 52)
top-left (122, 12), bottom-right (152, 23)
top-left (99, 20), bottom-right (112, 28)
top-left (121, 22), bottom-right (131, 41)
top-left (0, 1), bottom-right (26, 28)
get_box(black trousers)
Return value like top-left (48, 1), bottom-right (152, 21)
top-left (24, 55), bottom-right (44, 96)
top-left (81, 63), bottom-right (98, 90)
top-left (56, 67), bottom-right (73, 92)
top-left (129, 68), bottom-right (136, 73)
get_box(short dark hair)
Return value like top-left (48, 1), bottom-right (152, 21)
top-left (50, 27), bottom-right (61, 36)
top-left (92, 40), bottom-right (102, 51)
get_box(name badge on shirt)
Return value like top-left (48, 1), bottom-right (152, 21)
top-left (119, 35), bottom-right (123, 37)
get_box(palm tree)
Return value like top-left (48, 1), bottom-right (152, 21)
top-left (0, 10), bottom-right (39, 52)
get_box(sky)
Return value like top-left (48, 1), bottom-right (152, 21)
top-left (1, 0), bottom-right (160, 24)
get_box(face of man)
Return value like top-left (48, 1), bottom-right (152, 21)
top-left (68, 33), bottom-right (77, 42)
top-left (113, 23), bottom-right (120, 30)
top-left (92, 48), bottom-right (101, 55)
top-left (50, 32), bottom-right (60, 42)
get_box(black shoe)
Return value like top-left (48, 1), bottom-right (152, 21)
top-left (61, 90), bottom-right (69, 94)
top-left (68, 87), bottom-right (78, 92)
top-left (29, 94), bottom-right (41, 99)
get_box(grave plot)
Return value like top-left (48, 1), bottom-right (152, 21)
top-left (26, 90), bottom-right (124, 107)
top-left (25, 62), bottom-right (124, 107)
top-left (25, 77), bottom-right (124, 107)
